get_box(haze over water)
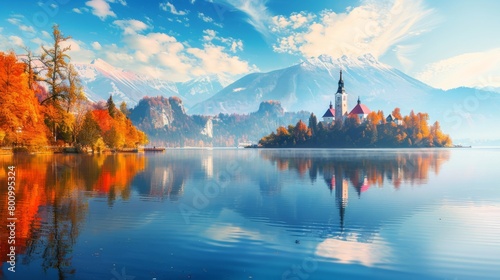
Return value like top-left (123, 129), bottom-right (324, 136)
top-left (1, 148), bottom-right (500, 279)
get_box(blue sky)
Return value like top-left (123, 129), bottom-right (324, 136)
top-left (0, 0), bottom-right (498, 89)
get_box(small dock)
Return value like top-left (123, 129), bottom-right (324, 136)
top-left (143, 147), bottom-right (166, 152)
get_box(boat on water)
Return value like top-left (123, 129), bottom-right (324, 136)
top-left (237, 142), bottom-right (253, 148)
top-left (143, 147), bottom-right (166, 152)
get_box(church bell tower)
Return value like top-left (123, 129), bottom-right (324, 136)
top-left (335, 70), bottom-right (348, 122)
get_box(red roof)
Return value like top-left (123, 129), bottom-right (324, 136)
top-left (322, 108), bottom-right (335, 118)
top-left (349, 103), bottom-right (371, 115)
top-left (360, 178), bottom-right (370, 193)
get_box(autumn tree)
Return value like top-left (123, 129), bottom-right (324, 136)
top-left (119, 101), bottom-right (129, 117)
top-left (429, 121), bottom-right (451, 147)
top-left (392, 107), bottom-right (402, 120)
top-left (20, 47), bottom-right (40, 90)
top-left (40, 25), bottom-right (71, 105)
top-left (63, 64), bottom-right (84, 112)
top-left (367, 111), bottom-right (381, 126)
top-left (293, 120), bottom-right (310, 144)
top-left (0, 52), bottom-right (48, 148)
top-left (259, 107), bottom-right (451, 148)
top-left (76, 111), bottom-right (101, 150)
top-left (38, 25), bottom-right (74, 143)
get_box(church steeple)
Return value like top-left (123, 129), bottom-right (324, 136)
top-left (335, 69), bottom-right (348, 122)
top-left (336, 70), bottom-right (345, 94)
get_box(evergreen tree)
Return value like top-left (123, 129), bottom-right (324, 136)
top-left (107, 95), bottom-right (116, 118)
top-left (308, 113), bottom-right (318, 135)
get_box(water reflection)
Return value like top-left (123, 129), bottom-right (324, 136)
top-left (260, 149), bottom-right (450, 228)
top-left (1, 149), bottom-right (468, 279)
top-left (132, 152), bottom-right (205, 200)
top-left (261, 149), bottom-right (450, 191)
top-left (0, 154), bottom-right (145, 279)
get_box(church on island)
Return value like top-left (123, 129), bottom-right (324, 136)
top-left (322, 70), bottom-right (373, 125)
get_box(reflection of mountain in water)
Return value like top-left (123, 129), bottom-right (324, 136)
top-left (256, 149), bottom-right (451, 242)
top-left (133, 164), bottom-right (187, 200)
top-left (261, 149), bottom-right (450, 192)
top-left (132, 152), bottom-right (207, 200)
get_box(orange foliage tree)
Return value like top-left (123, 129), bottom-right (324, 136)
top-left (0, 52), bottom-right (48, 148)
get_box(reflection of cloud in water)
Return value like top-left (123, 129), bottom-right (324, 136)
top-left (203, 209), bottom-right (267, 244)
top-left (315, 233), bottom-right (393, 267)
top-left (205, 225), bottom-right (265, 243)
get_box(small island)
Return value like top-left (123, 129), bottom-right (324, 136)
top-left (259, 71), bottom-right (452, 148)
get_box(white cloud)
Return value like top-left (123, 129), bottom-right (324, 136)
top-left (160, 2), bottom-right (188, 16)
top-left (272, 0), bottom-right (435, 63)
top-left (31, 37), bottom-right (49, 46)
top-left (0, 33), bottom-right (23, 51)
top-left (213, 0), bottom-right (272, 39)
top-left (108, 0), bottom-right (127, 5)
top-left (271, 12), bottom-right (315, 32)
top-left (41, 30), bottom-right (51, 39)
top-left (202, 29), bottom-right (217, 41)
top-left (416, 48), bottom-right (500, 90)
top-left (187, 44), bottom-right (256, 76)
top-left (198, 12), bottom-right (213, 23)
top-left (7, 18), bottom-right (36, 33)
top-left (198, 12), bottom-right (223, 27)
top-left (229, 40), bottom-right (243, 53)
top-left (393, 44), bottom-right (420, 71)
top-left (316, 233), bottom-right (393, 267)
top-left (92, 41), bottom-right (102, 50)
top-left (113, 19), bottom-right (149, 35)
top-left (9, 36), bottom-right (24, 47)
top-left (73, 8), bottom-right (83, 14)
top-left (123, 32), bottom-right (180, 57)
top-left (202, 29), bottom-right (243, 53)
top-left (91, 29), bottom-right (256, 81)
top-left (60, 39), bottom-right (96, 64)
top-left (112, 32), bottom-right (194, 80)
top-left (85, 0), bottom-right (116, 20)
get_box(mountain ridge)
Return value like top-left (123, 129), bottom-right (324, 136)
top-left (76, 54), bottom-right (500, 141)
top-left (189, 53), bottom-right (436, 116)
top-left (74, 59), bottom-right (228, 109)
top-left (188, 53), bottom-right (500, 141)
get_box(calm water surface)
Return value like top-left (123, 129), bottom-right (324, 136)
top-left (1, 148), bottom-right (500, 279)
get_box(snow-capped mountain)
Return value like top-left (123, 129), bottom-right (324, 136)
top-left (175, 75), bottom-right (230, 108)
top-left (189, 54), bottom-right (500, 141)
top-left (189, 54), bottom-right (435, 116)
top-left (74, 59), bottom-right (227, 108)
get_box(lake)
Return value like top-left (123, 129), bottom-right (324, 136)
top-left (1, 148), bottom-right (500, 279)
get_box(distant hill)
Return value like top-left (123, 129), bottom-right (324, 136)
top-left (129, 97), bottom-right (310, 147)
top-left (129, 96), bottom-right (212, 147)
